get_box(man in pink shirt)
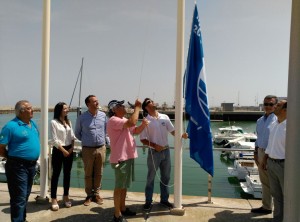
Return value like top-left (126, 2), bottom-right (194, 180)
top-left (107, 99), bottom-right (148, 222)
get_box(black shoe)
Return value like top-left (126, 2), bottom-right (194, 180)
top-left (143, 202), bottom-right (152, 211)
top-left (160, 200), bottom-right (173, 209)
top-left (251, 207), bottom-right (272, 214)
top-left (113, 215), bottom-right (128, 222)
top-left (121, 207), bottom-right (136, 216)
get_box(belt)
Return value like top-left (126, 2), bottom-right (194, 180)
top-left (150, 145), bottom-right (169, 152)
top-left (83, 145), bottom-right (104, 149)
top-left (268, 157), bottom-right (285, 163)
top-left (7, 156), bottom-right (37, 165)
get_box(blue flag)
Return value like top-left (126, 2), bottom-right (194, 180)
top-left (184, 5), bottom-right (214, 176)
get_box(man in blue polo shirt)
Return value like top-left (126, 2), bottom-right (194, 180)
top-left (0, 100), bottom-right (40, 222)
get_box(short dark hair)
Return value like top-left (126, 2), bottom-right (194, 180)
top-left (264, 95), bottom-right (278, 104)
top-left (142, 98), bottom-right (152, 117)
top-left (85, 95), bottom-right (96, 107)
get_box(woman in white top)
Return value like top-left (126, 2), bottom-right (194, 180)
top-left (50, 102), bottom-right (76, 211)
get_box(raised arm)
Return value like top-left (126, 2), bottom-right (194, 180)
top-left (123, 99), bottom-right (142, 128)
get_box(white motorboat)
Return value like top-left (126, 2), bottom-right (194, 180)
top-left (0, 157), bottom-right (6, 182)
top-left (228, 159), bottom-right (258, 180)
top-left (240, 174), bottom-right (262, 199)
top-left (213, 126), bottom-right (257, 146)
top-left (224, 141), bottom-right (255, 160)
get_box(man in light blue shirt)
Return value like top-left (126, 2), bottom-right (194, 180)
top-left (75, 95), bottom-right (107, 206)
top-left (251, 95), bottom-right (277, 214)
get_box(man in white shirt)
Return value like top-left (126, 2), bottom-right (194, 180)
top-left (262, 99), bottom-right (287, 222)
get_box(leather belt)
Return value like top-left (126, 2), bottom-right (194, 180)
top-left (7, 156), bottom-right (37, 165)
top-left (268, 157), bottom-right (285, 163)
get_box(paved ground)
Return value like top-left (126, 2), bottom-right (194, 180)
top-left (0, 183), bottom-right (273, 222)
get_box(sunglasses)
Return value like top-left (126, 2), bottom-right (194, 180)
top-left (145, 100), bottom-right (152, 106)
top-left (264, 103), bottom-right (275, 107)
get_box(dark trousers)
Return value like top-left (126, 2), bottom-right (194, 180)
top-left (5, 158), bottom-right (36, 222)
top-left (51, 145), bottom-right (73, 199)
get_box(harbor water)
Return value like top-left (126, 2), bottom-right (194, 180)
top-left (0, 112), bottom-right (257, 199)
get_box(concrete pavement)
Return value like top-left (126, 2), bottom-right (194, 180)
top-left (0, 183), bottom-right (273, 222)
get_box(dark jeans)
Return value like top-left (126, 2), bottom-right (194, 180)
top-left (51, 145), bottom-right (73, 199)
top-left (5, 158), bottom-right (37, 222)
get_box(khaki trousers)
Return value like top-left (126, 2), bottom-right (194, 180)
top-left (82, 146), bottom-right (106, 196)
top-left (258, 148), bottom-right (273, 210)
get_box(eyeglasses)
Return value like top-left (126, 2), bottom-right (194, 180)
top-left (264, 103), bottom-right (275, 107)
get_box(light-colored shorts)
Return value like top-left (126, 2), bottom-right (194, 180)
top-left (111, 159), bottom-right (135, 189)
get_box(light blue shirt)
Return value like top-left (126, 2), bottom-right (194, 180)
top-left (75, 110), bottom-right (107, 147)
top-left (255, 113), bottom-right (277, 149)
top-left (0, 117), bottom-right (40, 160)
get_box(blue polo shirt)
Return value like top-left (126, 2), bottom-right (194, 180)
top-left (0, 117), bottom-right (40, 160)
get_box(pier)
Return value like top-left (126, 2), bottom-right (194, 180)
top-left (0, 183), bottom-right (272, 222)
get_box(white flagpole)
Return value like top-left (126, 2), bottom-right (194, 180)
top-left (39, 0), bottom-right (51, 201)
top-left (172, 0), bottom-right (185, 215)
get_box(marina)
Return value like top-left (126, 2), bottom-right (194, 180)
top-left (0, 112), bottom-right (258, 200)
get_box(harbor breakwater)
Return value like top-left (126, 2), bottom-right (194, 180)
top-left (0, 108), bottom-right (263, 121)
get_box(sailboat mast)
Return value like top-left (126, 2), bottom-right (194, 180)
top-left (78, 57), bottom-right (84, 109)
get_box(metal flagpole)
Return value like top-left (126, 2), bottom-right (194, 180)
top-left (171, 0), bottom-right (185, 215)
top-left (37, 0), bottom-right (51, 202)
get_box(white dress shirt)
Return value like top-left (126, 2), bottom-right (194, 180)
top-left (265, 119), bottom-right (286, 159)
top-left (51, 119), bottom-right (76, 148)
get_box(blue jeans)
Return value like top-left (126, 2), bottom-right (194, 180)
top-left (145, 148), bottom-right (171, 203)
top-left (5, 158), bottom-right (36, 222)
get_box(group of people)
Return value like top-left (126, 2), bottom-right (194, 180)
top-left (0, 95), bottom-right (288, 222)
top-left (251, 95), bottom-right (287, 222)
top-left (0, 95), bottom-right (186, 222)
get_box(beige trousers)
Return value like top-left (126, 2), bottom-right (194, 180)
top-left (82, 146), bottom-right (106, 196)
top-left (258, 148), bottom-right (273, 210)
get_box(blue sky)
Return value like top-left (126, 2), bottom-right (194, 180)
top-left (0, 0), bottom-right (292, 108)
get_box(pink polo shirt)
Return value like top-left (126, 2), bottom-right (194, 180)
top-left (107, 116), bottom-right (138, 163)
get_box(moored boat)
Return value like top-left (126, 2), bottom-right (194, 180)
top-left (240, 174), bottom-right (262, 199)
top-left (0, 157), bottom-right (6, 182)
top-left (228, 159), bottom-right (258, 180)
top-left (213, 126), bottom-right (257, 146)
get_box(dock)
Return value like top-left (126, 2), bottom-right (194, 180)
top-left (0, 183), bottom-right (273, 222)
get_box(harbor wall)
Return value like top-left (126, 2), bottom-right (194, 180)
top-left (0, 108), bottom-right (264, 121)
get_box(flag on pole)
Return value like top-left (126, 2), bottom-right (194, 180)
top-left (184, 5), bottom-right (214, 176)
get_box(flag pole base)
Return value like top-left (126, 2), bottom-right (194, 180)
top-left (35, 195), bottom-right (49, 204)
top-left (170, 206), bottom-right (185, 216)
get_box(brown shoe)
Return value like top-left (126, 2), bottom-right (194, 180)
top-left (83, 197), bottom-right (92, 206)
top-left (93, 195), bottom-right (103, 205)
